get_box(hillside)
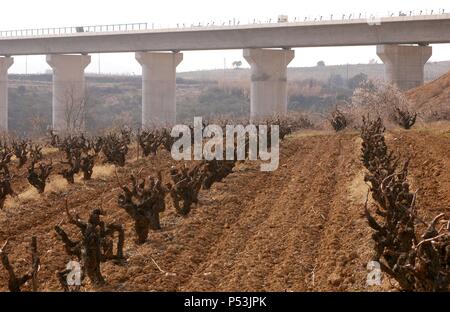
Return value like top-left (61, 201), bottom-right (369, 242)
top-left (1, 126), bottom-right (449, 291)
top-left (407, 70), bottom-right (450, 112)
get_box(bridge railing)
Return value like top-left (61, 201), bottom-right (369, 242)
top-left (0, 23), bottom-right (149, 38)
top-left (0, 9), bottom-right (448, 39)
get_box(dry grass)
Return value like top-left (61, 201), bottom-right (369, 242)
top-left (4, 175), bottom-right (69, 209)
top-left (4, 187), bottom-right (40, 209)
top-left (348, 170), bottom-right (368, 203)
top-left (45, 176), bottom-right (69, 194)
top-left (41, 147), bottom-right (59, 156)
top-left (3, 164), bottom-right (116, 210)
top-left (289, 129), bottom-right (335, 138)
top-left (92, 164), bottom-right (116, 180)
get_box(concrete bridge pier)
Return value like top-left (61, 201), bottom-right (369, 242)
top-left (46, 54), bottom-right (91, 131)
top-left (244, 48), bottom-right (294, 120)
top-left (376, 44), bottom-right (432, 91)
top-left (135, 51), bottom-right (183, 127)
top-left (0, 57), bottom-right (13, 131)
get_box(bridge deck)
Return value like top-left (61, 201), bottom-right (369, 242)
top-left (1, 14), bottom-right (450, 55)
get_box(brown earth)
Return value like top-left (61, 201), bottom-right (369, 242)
top-left (406, 70), bottom-right (450, 112)
top-left (0, 126), bottom-right (449, 292)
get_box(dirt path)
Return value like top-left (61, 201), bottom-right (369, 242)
top-left (388, 129), bottom-right (450, 224)
top-left (180, 132), bottom-right (365, 291)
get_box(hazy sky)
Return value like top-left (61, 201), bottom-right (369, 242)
top-left (2, 0), bottom-right (450, 74)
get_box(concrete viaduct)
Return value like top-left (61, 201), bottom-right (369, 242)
top-left (1, 13), bottom-right (450, 131)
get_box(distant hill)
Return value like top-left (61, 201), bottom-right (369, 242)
top-left (10, 60), bottom-right (450, 85)
top-left (179, 61), bottom-right (450, 83)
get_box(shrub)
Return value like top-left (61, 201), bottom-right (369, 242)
top-left (361, 116), bottom-right (449, 291)
top-left (392, 106), bottom-right (417, 129)
top-left (350, 80), bottom-right (414, 128)
top-left (329, 108), bottom-right (348, 132)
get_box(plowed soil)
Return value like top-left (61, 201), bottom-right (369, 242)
top-left (1, 126), bottom-right (449, 292)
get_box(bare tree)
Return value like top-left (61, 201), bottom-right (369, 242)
top-left (27, 159), bottom-right (53, 193)
top-left (169, 165), bottom-right (204, 216)
top-left (392, 106), bottom-right (417, 130)
top-left (0, 237), bottom-right (40, 292)
top-left (102, 132), bottom-right (129, 167)
top-left (329, 107), bottom-right (348, 132)
top-left (117, 171), bottom-right (169, 244)
top-left (0, 145), bottom-right (13, 209)
top-left (232, 60), bottom-right (242, 69)
top-left (361, 116), bottom-right (450, 291)
top-left (29, 115), bottom-right (49, 138)
top-left (350, 80), bottom-right (415, 128)
top-left (55, 202), bottom-right (125, 287)
top-left (11, 139), bottom-right (29, 168)
top-left (60, 84), bottom-right (88, 133)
